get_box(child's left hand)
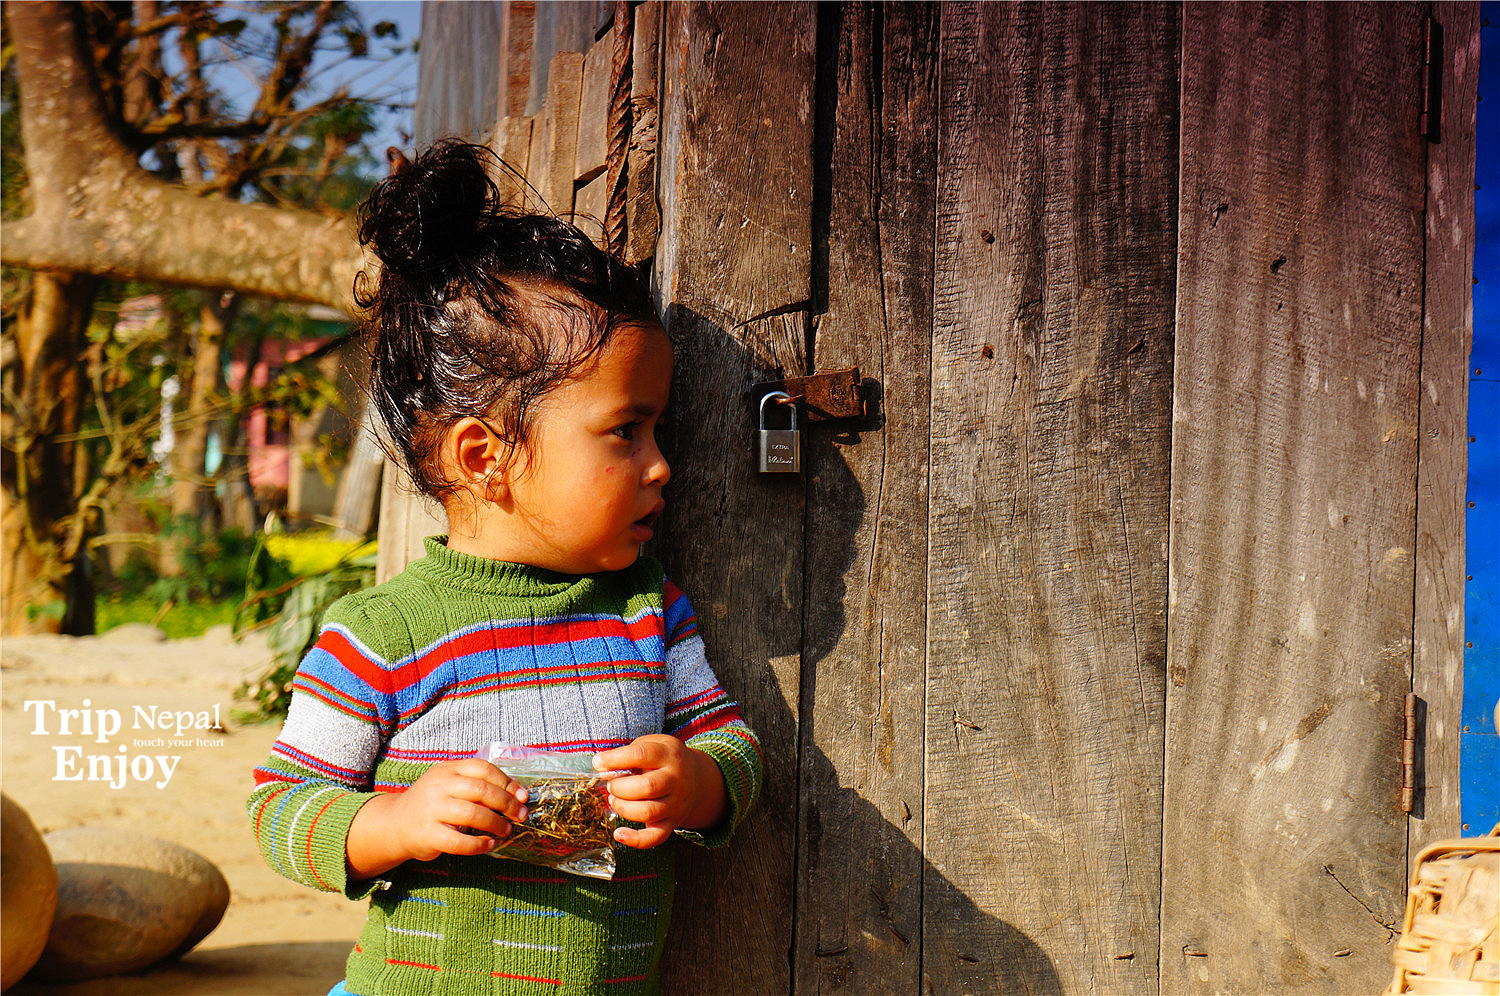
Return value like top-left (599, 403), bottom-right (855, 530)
top-left (594, 734), bottom-right (727, 849)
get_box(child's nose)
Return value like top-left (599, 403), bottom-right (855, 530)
top-left (643, 441), bottom-right (670, 486)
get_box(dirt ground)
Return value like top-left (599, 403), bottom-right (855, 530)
top-left (1, 626), bottom-right (367, 996)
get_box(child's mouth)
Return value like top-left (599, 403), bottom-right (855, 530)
top-left (632, 503), bottom-right (664, 542)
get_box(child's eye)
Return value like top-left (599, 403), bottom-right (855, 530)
top-left (612, 422), bottom-right (640, 441)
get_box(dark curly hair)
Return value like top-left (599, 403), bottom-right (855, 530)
top-left (353, 139), bottom-right (659, 502)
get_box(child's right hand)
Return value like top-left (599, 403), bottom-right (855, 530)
top-left (346, 759), bottom-right (529, 880)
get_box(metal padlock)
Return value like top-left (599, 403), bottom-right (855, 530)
top-left (758, 391), bottom-right (800, 473)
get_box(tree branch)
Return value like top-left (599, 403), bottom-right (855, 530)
top-left (1, 1), bottom-right (368, 313)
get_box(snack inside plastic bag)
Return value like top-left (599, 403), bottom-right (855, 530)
top-left (475, 744), bottom-right (621, 879)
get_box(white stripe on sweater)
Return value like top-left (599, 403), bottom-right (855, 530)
top-left (493, 938), bottom-right (565, 953)
top-left (286, 785), bottom-right (341, 881)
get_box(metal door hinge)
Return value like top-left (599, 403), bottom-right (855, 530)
top-left (1421, 16), bottom-right (1443, 144)
top-left (748, 367), bottom-right (867, 422)
top-left (1401, 692), bottom-right (1419, 813)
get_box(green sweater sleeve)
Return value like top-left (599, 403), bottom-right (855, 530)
top-left (677, 724), bottom-right (763, 849)
top-left (245, 593), bottom-right (401, 901)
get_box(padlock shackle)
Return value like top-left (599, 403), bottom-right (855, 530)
top-left (759, 390), bottom-right (797, 430)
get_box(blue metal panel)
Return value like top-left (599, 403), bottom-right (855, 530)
top-left (1460, 731), bottom-right (1500, 833)
top-left (1462, 2), bottom-right (1500, 831)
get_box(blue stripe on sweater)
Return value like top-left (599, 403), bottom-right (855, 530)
top-left (303, 615), bottom-right (672, 729)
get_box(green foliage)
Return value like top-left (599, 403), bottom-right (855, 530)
top-left (97, 510), bottom-right (291, 637)
top-left (262, 529), bottom-right (377, 575)
top-left (93, 519), bottom-right (376, 680)
top-left (1, 21), bottom-right (27, 222)
top-left (95, 595), bottom-right (236, 639)
top-left (161, 517), bottom-right (278, 601)
top-left (235, 533), bottom-right (376, 721)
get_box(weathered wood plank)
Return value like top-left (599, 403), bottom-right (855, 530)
top-left (1163, 3), bottom-right (1427, 992)
top-left (374, 466), bottom-right (445, 584)
top-left (330, 408), bottom-right (383, 541)
top-left (412, 1), bottom-right (501, 144)
top-left (792, 4), bottom-right (936, 993)
top-left (925, 3), bottom-right (1177, 993)
top-left (492, 114), bottom-right (534, 207)
top-left (533, 51), bottom-right (585, 215)
top-left (652, 3), bottom-right (815, 992)
top-left (1411, 0), bottom-right (1477, 857)
top-left (496, 1), bottom-right (536, 120)
top-left (573, 170), bottom-right (606, 245)
top-left (575, 35), bottom-right (613, 188)
top-left (525, 1), bottom-right (596, 116)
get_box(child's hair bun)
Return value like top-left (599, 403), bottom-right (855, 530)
top-left (358, 139), bottom-right (500, 282)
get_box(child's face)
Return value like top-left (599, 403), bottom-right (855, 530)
top-left (501, 322), bottom-right (673, 574)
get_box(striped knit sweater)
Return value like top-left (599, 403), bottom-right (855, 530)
top-left (247, 538), bottom-right (762, 996)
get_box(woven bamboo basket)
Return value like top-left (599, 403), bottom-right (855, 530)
top-left (1386, 829), bottom-right (1500, 995)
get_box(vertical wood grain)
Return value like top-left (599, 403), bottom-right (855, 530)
top-left (412, 1), bottom-right (501, 145)
top-left (533, 51), bottom-right (584, 215)
top-left (575, 36), bottom-right (613, 188)
top-left (792, 4), bottom-right (936, 992)
top-left (493, 115), bottom-right (534, 208)
top-left (525, 1), bottom-right (596, 116)
top-left (571, 35), bottom-right (614, 242)
top-left (1164, 3), bottom-right (1427, 992)
top-left (1411, 0), bottom-right (1478, 857)
top-left (374, 467), bottom-right (444, 584)
top-left (652, 3), bottom-right (815, 992)
top-left (496, 1), bottom-right (536, 120)
top-left (925, 4), bottom-right (1177, 993)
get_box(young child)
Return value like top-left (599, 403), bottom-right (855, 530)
top-left (247, 140), bottom-right (762, 996)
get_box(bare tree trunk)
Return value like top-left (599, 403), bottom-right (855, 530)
top-left (159, 291), bottom-right (238, 574)
top-left (170, 293), bottom-right (238, 523)
top-left (215, 333), bottom-right (265, 535)
top-left (1, 271), bottom-right (100, 634)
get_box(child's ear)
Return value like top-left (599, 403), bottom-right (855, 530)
top-left (448, 417), bottom-right (509, 500)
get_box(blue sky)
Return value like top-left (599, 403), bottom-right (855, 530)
top-left (187, 1), bottom-right (422, 163)
top-left (1463, 2), bottom-right (1498, 829)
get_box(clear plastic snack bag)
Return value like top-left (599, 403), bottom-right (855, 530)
top-left (475, 744), bottom-right (622, 880)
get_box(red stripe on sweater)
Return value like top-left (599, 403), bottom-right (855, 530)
top-left (252, 783), bottom-right (292, 835)
top-left (270, 743), bottom-right (369, 783)
top-left (303, 793), bottom-right (346, 891)
top-left (388, 958), bottom-right (442, 971)
top-left (292, 676), bottom-right (379, 723)
top-left (493, 971), bottom-right (562, 985)
top-left (252, 768), bottom-right (298, 788)
top-left (392, 667), bottom-right (662, 725)
top-left (673, 712), bottom-right (735, 740)
top-left (669, 686), bottom-right (725, 713)
top-left (319, 617), bottom-right (665, 697)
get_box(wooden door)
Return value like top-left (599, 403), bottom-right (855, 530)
top-left (392, 2), bottom-right (1475, 993)
top-left (1163, 5), bottom-right (1443, 993)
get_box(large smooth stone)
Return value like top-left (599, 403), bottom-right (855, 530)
top-left (30, 827), bottom-right (229, 981)
top-left (95, 622), bottom-right (168, 643)
top-left (1, 795), bottom-right (57, 991)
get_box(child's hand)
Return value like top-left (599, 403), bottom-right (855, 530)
top-left (593, 735), bottom-right (727, 849)
top-left (346, 758), bottom-right (529, 879)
